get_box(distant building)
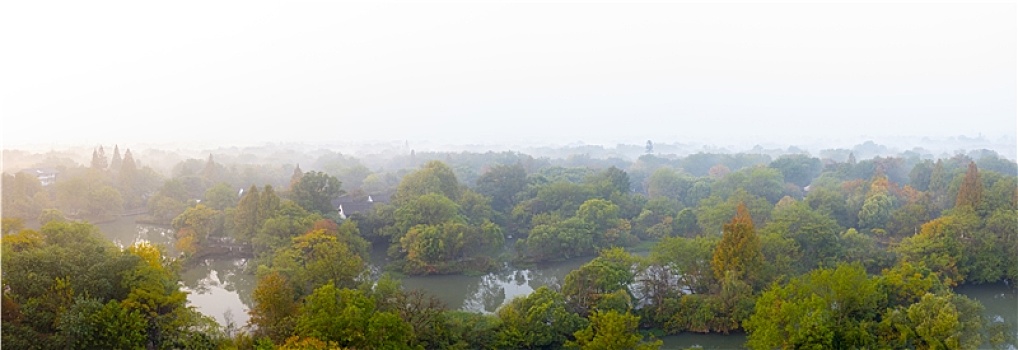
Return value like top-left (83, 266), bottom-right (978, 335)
top-left (19, 168), bottom-right (58, 186)
top-left (331, 192), bottom-right (391, 218)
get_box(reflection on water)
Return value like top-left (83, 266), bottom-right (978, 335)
top-left (97, 217), bottom-right (1017, 348)
top-left (179, 258), bottom-right (255, 327)
top-left (97, 217), bottom-right (254, 327)
top-left (660, 332), bottom-right (746, 350)
top-left (955, 282), bottom-right (1018, 350)
top-left (96, 217), bottom-right (176, 253)
top-left (400, 258), bottom-right (590, 313)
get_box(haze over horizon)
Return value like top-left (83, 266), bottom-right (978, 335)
top-left (2, 2), bottom-right (1015, 150)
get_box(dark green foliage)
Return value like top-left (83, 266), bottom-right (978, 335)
top-left (562, 248), bottom-right (637, 316)
top-left (566, 310), bottom-right (662, 350)
top-left (1, 222), bottom-right (225, 349)
top-left (496, 286), bottom-right (586, 350)
top-left (762, 201), bottom-right (842, 272)
top-left (476, 163), bottom-right (528, 213)
top-left (745, 264), bottom-right (885, 349)
top-left (295, 284), bottom-right (414, 349)
top-left (769, 154), bottom-right (823, 188)
top-left (711, 166), bottom-right (787, 203)
top-left (290, 171), bottom-right (344, 215)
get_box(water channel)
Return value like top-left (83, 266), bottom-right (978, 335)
top-left (98, 217), bottom-right (1016, 349)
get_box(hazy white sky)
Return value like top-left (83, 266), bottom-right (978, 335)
top-left (2, 1), bottom-right (1015, 149)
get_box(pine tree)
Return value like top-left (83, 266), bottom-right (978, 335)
top-left (712, 202), bottom-right (763, 284)
top-left (119, 149), bottom-right (139, 206)
top-left (289, 164), bottom-right (303, 191)
top-left (929, 159), bottom-right (949, 212)
top-left (91, 146), bottom-right (108, 169)
top-left (233, 185), bottom-right (260, 240)
top-left (258, 185), bottom-right (281, 223)
top-left (109, 145), bottom-right (122, 172)
top-left (955, 161), bottom-right (983, 209)
top-left (201, 154), bottom-right (218, 182)
top-left (121, 149), bottom-right (137, 174)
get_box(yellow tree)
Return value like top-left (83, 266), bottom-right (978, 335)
top-left (250, 271), bottom-right (299, 343)
top-left (711, 202), bottom-right (763, 285)
top-left (955, 161), bottom-right (982, 209)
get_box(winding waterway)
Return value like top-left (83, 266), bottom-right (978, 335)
top-left (98, 217), bottom-right (1017, 349)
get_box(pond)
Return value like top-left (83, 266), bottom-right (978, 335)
top-left (98, 217), bottom-right (1017, 348)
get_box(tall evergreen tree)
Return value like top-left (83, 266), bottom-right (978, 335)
top-left (109, 145), bottom-right (123, 172)
top-left (258, 185), bottom-right (281, 223)
top-left (119, 149), bottom-right (138, 201)
top-left (290, 164), bottom-right (304, 191)
top-left (929, 159), bottom-right (950, 212)
top-left (711, 202), bottom-right (763, 285)
top-left (233, 185), bottom-right (260, 240)
top-left (955, 162), bottom-right (983, 209)
top-left (201, 154), bottom-right (219, 182)
top-left (90, 146), bottom-right (108, 169)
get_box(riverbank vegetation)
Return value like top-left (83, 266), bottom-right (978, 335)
top-left (2, 141), bottom-right (1016, 349)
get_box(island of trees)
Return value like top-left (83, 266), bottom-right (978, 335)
top-left (2, 141), bottom-right (1015, 349)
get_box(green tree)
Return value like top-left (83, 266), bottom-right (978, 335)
top-left (877, 293), bottom-right (989, 350)
top-left (118, 149), bottom-right (139, 200)
top-left (576, 198), bottom-right (632, 246)
top-left (650, 235), bottom-right (717, 295)
top-left (259, 185), bottom-right (282, 223)
top-left (805, 186), bottom-right (856, 229)
top-left (394, 160), bottom-right (462, 203)
top-left (909, 159), bottom-right (933, 191)
top-left (695, 191), bottom-right (772, 236)
top-left (147, 179), bottom-right (191, 224)
top-left (291, 171), bottom-right (344, 215)
top-left (562, 248), bottom-right (636, 316)
top-left (171, 204), bottom-right (223, 254)
top-left (711, 166), bottom-right (786, 203)
top-left (496, 286), bottom-right (586, 350)
top-left (59, 298), bottom-right (147, 349)
top-left (586, 166), bottom-right (631, 197)
top-left (271, 229), bottom-right (365, 294)
top-left (295, 284), bottom-right (413, 350)
top-left (253, 200), bottom-right (319, 260)
top-left (745, 264), bottom-right (884, 350)
top-left (566, 310), bottom-right (661, 350)
top-left (109, 145), bottom-right (123, 172)
top-left (1, 172), bottom-right (45, 220)
top-left (521, 218), bottom-right (595, 261)
top-left (394, 193), bottom-right (461, 233)
top-left (476, 163), bottom-right (528, 213)
top-left (857, 194), bottom-right (893, 233)
top-left (37, 209), bottom-right (66, 226)
top-left (928, 159), bottom-right (951, 212)
top-left (203, 182), bottom-right (238, 210)
top-left (887, 196), bottom-right (933, 238)
top-left (233, 185), bottom-right (261, 241)
top-left (762, 201), bottom-right (841, 271)
top-left (91, 146), bottom-right (108, 170)
top-left (894, 208), bottom-right (979, 287)
top-left (769, 154), bottom-right (822, 188)
top-left (645, 168), bottom-right (693, 202)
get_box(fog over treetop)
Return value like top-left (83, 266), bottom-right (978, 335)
top-left (1, 2), bottom-right (1014, 149)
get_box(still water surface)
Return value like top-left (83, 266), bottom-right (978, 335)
top-left (99, 217), bottom-right (1016, 349)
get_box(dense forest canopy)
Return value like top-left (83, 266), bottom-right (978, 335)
top-left (2, 140), bottom-right (1016, 349)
